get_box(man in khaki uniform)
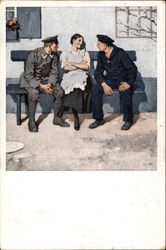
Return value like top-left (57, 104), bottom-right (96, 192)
top-left (20, 35), bottom-right (70, 132)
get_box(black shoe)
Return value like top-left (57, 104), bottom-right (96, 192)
top-left (89, 119), bottom-right (104, 129)
top-left (74, 116), bottom-right (80, 131)
top-left (53, 116), bottom-right (70, 127)
top-left (121, 121), bottom-right (133, 130)
top-left (28, 120), bottom-right (38, 132)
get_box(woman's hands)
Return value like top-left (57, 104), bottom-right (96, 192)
top-left (64, 61), bottom-right (89, 71)
top-left (63, 63), bottom-right (77, 71)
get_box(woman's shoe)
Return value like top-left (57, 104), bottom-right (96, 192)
top-left (74, 116), bottom-right (80, 130)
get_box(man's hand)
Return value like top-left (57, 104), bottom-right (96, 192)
top-left (101, 82), bottom-right (113, 96)
top-left (47, 83), bottom-right (53, 91)
top-left (39, 83), bottom-right (53, 95)
top-left (119, 82), bottom-right (131, 92)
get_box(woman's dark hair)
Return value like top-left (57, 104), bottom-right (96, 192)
top-left (70, 33), bottom-right (84, 44)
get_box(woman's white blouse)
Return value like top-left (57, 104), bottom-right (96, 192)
top-left (60, 48), bottom-right (91, 94)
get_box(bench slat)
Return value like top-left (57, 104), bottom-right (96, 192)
top-left (11, 50), bottom-right (31, 61)
top-left (11, 50), bottom-right (136, 62)
top-left (6, 83), bottom-right (27, 94)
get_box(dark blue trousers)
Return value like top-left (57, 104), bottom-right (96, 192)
top-left (92, 83), bottom-right (133, 122)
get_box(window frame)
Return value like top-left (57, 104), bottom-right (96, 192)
top-left (115, 6), bottom-right (157, 39)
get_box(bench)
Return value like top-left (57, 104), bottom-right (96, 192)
top-left (7, 50), bottom-right (140, 125)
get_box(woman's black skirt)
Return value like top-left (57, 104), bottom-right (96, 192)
top-left (61, 77), bottom-right (92, 113)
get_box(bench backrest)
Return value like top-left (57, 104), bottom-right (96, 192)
top-left (11, 49), bottom-right (136, 84)
top-left (11, 50), bottom-right (136, 66)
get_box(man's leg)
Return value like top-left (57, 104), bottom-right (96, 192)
top-left (52, 85), bottom-right (70, 127)
top-left (119, 88), bottom-right (133, 130)
top-left (89, 83), bottom-right (105, 129)
top-left (25, 87), bottom-right (39, 132)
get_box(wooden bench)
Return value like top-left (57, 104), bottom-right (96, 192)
top-left (7, 50), bottom-right (137, 125)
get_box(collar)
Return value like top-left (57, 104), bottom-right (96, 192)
top-left (69, 47), bottom-right (81, 54)
top-left (104, 46), bottom-right (117, 60)
top-left (41, 47), bottom-right (54, 59)
top-left (108, 46), bottom-right (117, 59)
top-left (41, 53), bottom-right (54, 59)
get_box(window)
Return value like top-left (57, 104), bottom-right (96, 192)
top-left (6, 7), bottom-right (19, 41)
top-left (6, 7), bottom-right (17, 21)
top-left (115, 7), bottom-right (157, 40)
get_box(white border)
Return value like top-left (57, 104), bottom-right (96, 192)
top-left (0, 1), bottom-right (165, 249)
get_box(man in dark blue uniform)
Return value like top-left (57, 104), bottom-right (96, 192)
top-left (89, 35), bottom-right (137, 130)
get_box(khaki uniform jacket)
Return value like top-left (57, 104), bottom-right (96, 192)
top-left (20, 47), bottom-right (59, 88)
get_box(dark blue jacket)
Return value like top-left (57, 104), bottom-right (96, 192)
top-left (94, 46), bottom-right (137, 86)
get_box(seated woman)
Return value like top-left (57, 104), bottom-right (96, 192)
top-left (60, 33), bottom-right (91, 130)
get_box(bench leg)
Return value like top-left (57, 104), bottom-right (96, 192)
top-left (16, 94), bottom-right (21, 125)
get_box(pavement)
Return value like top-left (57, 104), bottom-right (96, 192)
top-left (6, 112), bottom-right (157, 171)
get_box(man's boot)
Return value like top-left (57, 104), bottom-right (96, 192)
top-left (53, 98), bottom-right (70, 127)
top-left (28, 100), bottom-right (38, 132)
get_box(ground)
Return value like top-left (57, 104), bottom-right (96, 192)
top-left (6, 112), bottom-right (157, 171)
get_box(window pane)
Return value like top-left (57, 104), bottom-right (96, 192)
top-left (152, 8), bottom-right (157, 37)
top-left (117, 8), bottom-right (128, 37)
top-left (6, 7), bottom-right (16, 22)
top-left (6, 11), bottom-right (15, 21)
top-left (128, 10), bottom-right (139, 37)
top-left (140, 10), bottom-right (151, 37)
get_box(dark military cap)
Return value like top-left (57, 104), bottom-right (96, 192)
top-left (42, 35), bottom-right (58, 43)
top-left (96, 34), bottom-right (114, 45)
